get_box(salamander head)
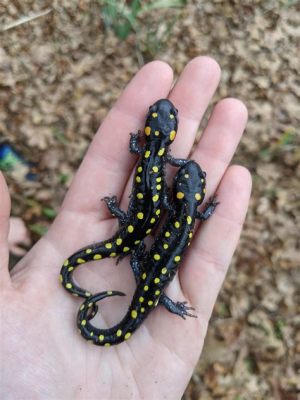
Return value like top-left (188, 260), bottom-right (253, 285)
top-left (174, 161), bottom-right (207, 205)
top-left (144, 99), bottom-right (178, 144)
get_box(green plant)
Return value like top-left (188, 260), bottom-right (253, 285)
top-left (100, 0), bottom-right (186, 40)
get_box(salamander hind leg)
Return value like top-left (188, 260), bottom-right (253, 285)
top-left (159, 294), bottom-right (197, 319)
top-left (102, 195), bottom-right (128, 226)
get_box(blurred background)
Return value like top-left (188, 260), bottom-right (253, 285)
top-left (0, 1), bottom-right (299, 399)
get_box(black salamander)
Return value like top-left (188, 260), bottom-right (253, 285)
top-left (77, 160), bottom-right (218, 346)
top-left (60, 99), bottom-right (189, 299)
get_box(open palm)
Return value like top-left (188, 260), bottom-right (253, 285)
top-left (0, 57), bottom-right (251, 399)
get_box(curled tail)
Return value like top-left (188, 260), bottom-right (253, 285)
top-left (60, 240), bottom-right (119, 298)
top-left (77, 290), bottom-right (145, 347)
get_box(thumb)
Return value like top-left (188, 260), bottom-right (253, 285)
top-left (0, 172), bottom-right (11, 286)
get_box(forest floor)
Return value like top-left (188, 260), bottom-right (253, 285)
top-left (0, 1), bottom-right (299, 399)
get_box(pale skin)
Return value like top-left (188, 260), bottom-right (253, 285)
top-left (0, 57), bottom-right (251, 399)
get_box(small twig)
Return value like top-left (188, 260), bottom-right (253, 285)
top-left (1, 8), bottom-right (52, 32)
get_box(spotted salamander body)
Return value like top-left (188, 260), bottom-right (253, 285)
top-left (60, 99), bottom-right (189, 299)
top-left (77, 160), bottom-right (218, 346)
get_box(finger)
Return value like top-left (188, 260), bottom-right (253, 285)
top-left (191, 98), bottom-right (248, 196)
top-left (119, 56), bottom-right (221, 209)
top-left (0, 172), bottom-right (11, 286)
top-left (180, 166), bottom-right (252, 324)
top-left (169, 56), bottom-right (221, 158)
top-left (61, 61), bottom-right (174, 218)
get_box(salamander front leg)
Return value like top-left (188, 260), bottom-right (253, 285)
top-left (196, 196), bottom-right (219, 221)
top-left (129, 131), bottom-right (144, 154)
top-left (166, 153), bottom-right (189, 167)
top-left (102, 196), bottom-right (128, 227)
top-left (159, 294), bottom-right (197, 319)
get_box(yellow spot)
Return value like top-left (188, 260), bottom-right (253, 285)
top-left (134, 240), bottom-right (141, 245)
top-left (80, 304), bottom-right (85, 311)
top-left (99, 335), bottom-right (104, 341)
top-left (105, 243), bottom-right (112, 249)
top-left (170, 130), bottom-right (176, 141)
top-left (154, 277), bottom-right (160, 284)
top-left (105, 343), bottom-right (111, 347)
top-left (150, 218), bottom-right (156, 224)
top-left (146, 228), bottom-right (152, 234)
top-left (148, 300), bottom-right (154, 306)
top-left (59, 274), bottom-right (63, 282)
top-left (137, 212), bottom-right (144, 220)
top-left (139, 296), bottom-right (144, 303)
top-left (153, 194), bottom-right (159, 202)
top-left (170, 114), bottom-right (174, 119)
top-left (174, 255), bottom-right (181, 262)
top-left (137, 166), bottom-right (142, 173)
top-left (165, 231), bottom-right (171, 237)
top-left (201, 179), bottom-right (205, 183)
top-left (88, 302), bottom-right (93, 308)
top-left (203, 188), bottom-right (206, 193)
top-left (128, 225), bottom-right (134, 233)
top-left (161, 267), bottom-right (167, 274)
top-left (144, 285), bottom-right (149, 291)
top-left (66, 283), bottom-right (72, 289)
top-left (141, 307), bottom-right (145, 312)
top-left (117, 329), bottom-right (122, 337)
top-left (86, 248), bottom-right (92, 254)
top-left (131, 310), bottom-right (138, 319)
top-left (189, 232), bottom-right (193, 239)
top-left (153, 254), bottom-right (160, 261)
top-left (116, 238), bottom-right (123, 246)
top-left (93, 254), bottom-right (102, 260)
top-left (145, 150), bottom-right (151, 158)
top-left (156, 209), bottom-right (161, 216)
top-left (81, 320), bottom-right (86, 326)
top-left (163, 243), bottom-right (169, 249)
top-left (107, 291), bottom-right (113, 295)
top-left (154, 130), bottom-right (160, 136)
top-left (125, 332), bottom-right (131, 340)
top-left (90, 332), bottom-right (93, 336)
top-left (123, 247), bottom-right (130, 252)
top-left (152, 112), bottom-right (158, 118)
top-left (85, 291), bottom-right (91, 297)
top-left (156, 184), bottom-right (161, 190)
top-left (63, 259), bottom-right (69, 267)
top-left (110, 252), bottom-right (116, 257)
top-left (175, 221), bottom-right (180, 229)
top-left (152, 166), bottom-right (159, 173)
top-left (136, 176), bottom-right (141, 183)
top-left (142, 273), bottom-right (147, 280)
top-left (137, 193), bottom-right (143, 199)
top-left (155, 299), bottom-right (159, 306)
top-left (158, 148), bottom-right (165, 156)
top-left (145, 126), bottom-right (151, 136)
top-left (187, 216), bottom-right (192, 224)
top-left (176, 192), bottom-right (184, 199)
top-left (156, 177), bottom-right (162, 182)
top-left (195, 193), bottom-right (201, 201)
top-left (155, 290), bottom-right (161, 296)
top-left (77, 258), bottom-right (85, 264)
top-left (184, 174), bottom-right (189, 179)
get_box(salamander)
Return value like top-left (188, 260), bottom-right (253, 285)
top-left (60, 99), bottom-right (189, 299)
top-left (77, 160), bottom-right (218, 346)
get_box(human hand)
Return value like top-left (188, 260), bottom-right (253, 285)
top-left (0, 57), bottom-right (251, 399)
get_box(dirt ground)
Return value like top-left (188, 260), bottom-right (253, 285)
top-left (0, 1), bottom-right (299, 399)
